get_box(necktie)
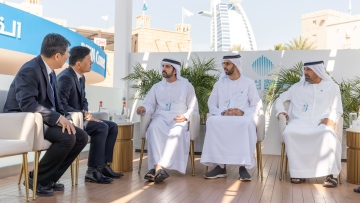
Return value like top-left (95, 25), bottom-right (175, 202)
top-left (79, 77), bottom-right (84, 95)
top-left (79, 77), bottom-right (84, 108)
top-left (49, 72), bottom-right (56, 108)
top-left (79, 77), bottom-right (83, 88)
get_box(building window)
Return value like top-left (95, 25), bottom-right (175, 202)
top-left (313, 20), bottom-right (316, 25)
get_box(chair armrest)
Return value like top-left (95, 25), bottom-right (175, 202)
top-left (140, 114), bottom-right (152, 139)
top-left (92, 112), bottom-right (109, 120)
top-left (335, 117), bottom-right (343, 143)
top-left (256, 113), bottom-right (265, 142)
top-left (0, 113), bottom-right (35, 146)
top-left (278, 114), bottom-right (287, 143)
top-left (70, 112), bottom-right (83, 128)
top-left (189, 114), bottom-right (200, 141)
top-left (32, 113), bottom-right (51, 150)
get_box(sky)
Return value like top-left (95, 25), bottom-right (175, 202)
top-left (5, 0), bottom-right (360, 51)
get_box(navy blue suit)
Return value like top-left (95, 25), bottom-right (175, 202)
top-left (57, 67), bottom-right (118, 167)
top-left (3, 55), bottom-right (88, 185)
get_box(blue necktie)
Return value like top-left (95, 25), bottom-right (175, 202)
top-left (49, 72), bottom-right (56, 108)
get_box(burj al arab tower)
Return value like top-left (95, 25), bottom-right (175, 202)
top-left (199, 0), bottom-right (257, 51)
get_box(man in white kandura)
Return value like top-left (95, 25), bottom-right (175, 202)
top-left (275, 60), bottom-right (343, 187)
top-left (200, 54), bottom-right (262, 181)
top-left (136, 58), bottom-right (198, 183)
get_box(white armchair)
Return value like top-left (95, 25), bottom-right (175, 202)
top-left (19, 112), bottom-right (83, 198)
top-left (277, 100), bottom-right (343, 183)
top-left (0, 112), bottom-right (35, 201)
top-left (69, 111), bottom-right (84, 186)
top-left (0, 89), bottom-right (82, 199)
top-left (256, 108), bottom-right (266, 179)
top-left (138, 113), bottom-right (200, 176)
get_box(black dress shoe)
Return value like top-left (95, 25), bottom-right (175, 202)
top-left (85, 169), bottom-right (113, 184)
top-left (48, 181), bottom-right (64, 191)
top-left (102, 165), bottom-right (124, 178)
top-left (23, 176), bottom-right (54, 197)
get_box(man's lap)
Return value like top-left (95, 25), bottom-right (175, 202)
top-left (44, 125), bottom-right (88, 144)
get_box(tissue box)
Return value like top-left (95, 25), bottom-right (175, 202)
top-left (114, 115), bottom-right (127, 123)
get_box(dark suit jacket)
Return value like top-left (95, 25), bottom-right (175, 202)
top-left (57, 67), bottom-right (89, 113)
top-left (3, 55), bottom-right (70, 126)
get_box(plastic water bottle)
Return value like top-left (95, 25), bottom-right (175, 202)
top-left (98, 101), bottom-right (103, 112)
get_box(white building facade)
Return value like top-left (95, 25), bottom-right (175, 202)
top-left (302, 10), bottom-right (360, 49)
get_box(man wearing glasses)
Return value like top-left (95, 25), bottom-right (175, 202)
top-left (200, 54), bottom-right (262, 181)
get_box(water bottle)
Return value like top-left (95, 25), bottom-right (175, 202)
top-left (98, 101), bottom-right (102, 112)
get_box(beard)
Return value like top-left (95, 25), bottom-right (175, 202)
top-left (162, 71), bottom-right (173, 78)
top-left (224, 66), bottom-right (235, 75)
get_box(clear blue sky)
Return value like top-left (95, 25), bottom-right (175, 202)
top-left (6, 0), bottom-right (360, 50)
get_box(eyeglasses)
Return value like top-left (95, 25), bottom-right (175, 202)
top-left (222, 62), bottom-right (233, 66)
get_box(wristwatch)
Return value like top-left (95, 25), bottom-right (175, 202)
top-left (221, 110), bottom-right (226, 116)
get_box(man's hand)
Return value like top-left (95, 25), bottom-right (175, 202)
top-left (82, 110), bottom-right (93, 121)
top-left (174, 114), bottom-right (187, 123)
top-left (58, 115), bottom-right (76, 135)
top-left (223, 108), bottom-right (244, 116)
top-left (277, 112), bottom-right (289, 121)
top-left (90, 117), bottom-right (102, 122)
top-left (319, 118), bottom-right (335, 130)
top-left (137, 106), bottom-right (146, 115)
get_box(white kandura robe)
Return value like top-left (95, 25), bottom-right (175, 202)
top-left (275, 80), bottom-right (343, 178)
top-left (142, 78), bottom-right (198, 174)
top-left (200, 76), bottom-right (262, 169)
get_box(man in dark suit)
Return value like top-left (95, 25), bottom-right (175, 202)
top-left (3, 34), bottom-right (88, 196)
top-left (57, 46), bottom-right (122, 184)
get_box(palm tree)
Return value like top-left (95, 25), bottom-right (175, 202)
top-left (273, 43), bottom-right (286, 50)
top-left (123, 62), bottom-right (162, 100)
top-left (181, 55), bottom-right (220, 123)
top-left (285, 36), bottom-right (316, 50)
top-left (229, 44), bottom-right (245, 51)
top-left (123, 55), bottom-right (220, 124)
top-left (338, 80), bottom-right (358, 128)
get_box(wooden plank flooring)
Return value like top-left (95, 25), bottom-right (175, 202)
top-left (0, 153), bottom-right (359, 203)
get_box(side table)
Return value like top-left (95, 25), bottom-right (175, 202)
top-left (346, 128), bottom-right (360, 184)
top-left (110, 122), bottom-right (134, 173)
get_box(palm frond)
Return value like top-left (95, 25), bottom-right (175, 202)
top-left (123, 62), bottom-right (161, 100)
top-left (264, 61), bottom-right (303, 107)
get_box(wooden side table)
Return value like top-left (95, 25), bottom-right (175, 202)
top-left (346, 128), bottom-right (360, 184)
top-left (109, 123), bottom-right (134, 173)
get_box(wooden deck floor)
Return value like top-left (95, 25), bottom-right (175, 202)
top-left (0, 153), bottom-right (359, 203)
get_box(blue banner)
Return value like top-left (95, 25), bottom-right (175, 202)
top-left (0, 3), bottom-right (106, 78)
